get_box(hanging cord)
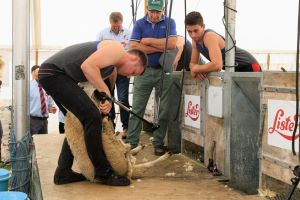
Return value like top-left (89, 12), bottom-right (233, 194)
top-left (131, 0), bottom-right (135, 25)
top-left (134, 0), bottom-right (140, 23)
top-left (292, 0), bottom-right (300, 156)
top-left (154, 0), bottom-right (174, 123)
top-left (164, 0), bottom-right (167, 16)
top-left (129, 0), bottom-right (141, 29)
top-left (222, 0), bottom-right (238, 69)
top-left (173, 0), bottom-right (187, 121)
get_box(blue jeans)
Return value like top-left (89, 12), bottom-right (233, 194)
top-left (115, 75), bottom-right (130, 130)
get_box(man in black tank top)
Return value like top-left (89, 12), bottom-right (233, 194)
top-left (38, 40), bottom-right (147, 186)
top-left (185, 11), bottom-right (261, 80)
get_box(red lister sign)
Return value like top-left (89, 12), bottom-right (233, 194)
top-left (268, 100), bottom-right (300, 152)
top-left (184, 95), bottom-right (200, 128)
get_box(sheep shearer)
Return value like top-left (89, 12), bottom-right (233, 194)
top-left (38, 40), bottom-right (147, 186)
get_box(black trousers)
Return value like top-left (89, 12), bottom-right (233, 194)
top-left (39, 73), bottom-right (111, 177)
top-left (59, 122), bottom-right (65, 134)
top-left (30, 117), bottom-right (48, 135)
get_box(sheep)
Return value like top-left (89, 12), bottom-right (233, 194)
top-left (64, 82), bottom-right (171, 182)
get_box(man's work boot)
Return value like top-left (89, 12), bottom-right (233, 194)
top-left (154, 145), bottom-right (166, 156)
top-left (94, 170), bottom-right (130, 186)
top-left (54, 137), bottom-right (86, 185)
top-left (54, 168), bottom-right (86, 185)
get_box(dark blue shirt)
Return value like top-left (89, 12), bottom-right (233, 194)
top-left (130, 15), bottom-right (177, 67)
top-left (195, 29), bottom-right (258, 67)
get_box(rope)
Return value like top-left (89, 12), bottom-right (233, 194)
top-left (9, 131), bottom-right (32, 195)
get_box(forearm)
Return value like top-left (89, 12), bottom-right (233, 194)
top-left (81, 65), bottom-right (111, 96)
top-left (190, 62), bottom-right (222, 73)
top-left (131, 42), bottom-right (162, 54)
top-left (142, 37), bottom-right (177, 50)
top-left (108, 68), bottom-right (117, 91)
top-left (174, 47), bottom-right (183, 64)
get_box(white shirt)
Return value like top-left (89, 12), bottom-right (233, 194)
top-left (96, 27), bottom-right (131, 50)
top-left (29, 80), bottom-right (55, 117)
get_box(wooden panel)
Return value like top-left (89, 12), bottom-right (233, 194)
top-left (262, 92), bottom-right (299, 166)
top-left (261, 72), bottom-right (300, 187)
top-left (204, 116), bottom-right (224, 172)
top-left (263, 72), bottom-right (296, 88)
top-left (181, 128), bottom-right (203, 146)
top-left (204, 76), bottom-right (225, 172)
top-left (262, 160), bottom-right (297, 187)
top-left (181, 73), bottom-right (201, 145)
top-left (207, 76), bottom-right (223, 86)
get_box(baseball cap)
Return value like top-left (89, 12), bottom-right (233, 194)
top-left (148, 0), bottom-right (164, 11)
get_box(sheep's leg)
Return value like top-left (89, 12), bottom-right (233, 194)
top-left (136, 152), bottom-right (171, 168)
top-left (131, 152), bottom-right (172, 178)
top-left (126, 152), bottom-right (134, 180)
top-left (130, 144), bottom-right (145, 156)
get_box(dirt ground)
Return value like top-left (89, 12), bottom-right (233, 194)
top-left (34, 131), bottom-right (266, 200)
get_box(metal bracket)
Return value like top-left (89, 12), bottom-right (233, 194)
top-left (260, 86), bottom-right (296, 94)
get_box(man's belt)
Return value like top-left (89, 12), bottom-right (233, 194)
top-left (148, 65), bottom-right (161, 69)
top-left (30, 116), bottom-right (48, 120)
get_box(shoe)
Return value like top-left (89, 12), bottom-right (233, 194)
top-left (121, 129), bottom-right (128, 140)
top-left (154, 145), bottom-right (166, 156)
top-left (130, 144), bottom-right (138, 149)
top-left (94, 170), bottom-right (130, 186)
top-left (125, 142), bottom-right (137, 149)
top-left (54, 169), bottom-right (86, 185)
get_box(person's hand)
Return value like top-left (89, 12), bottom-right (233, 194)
top-left (172, 58), bottom-right (180, 71)
top-left (48, 106), bottom-right (57, 114)
top-left (190, 71), bottom-right (197, 78)
top-left (140, 38), bottom-right (151, 45)
top-left (197, 73), bottom-right (207, 80)
top-left (99, 100), bottom-right (112, 115)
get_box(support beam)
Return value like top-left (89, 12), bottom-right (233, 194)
top-left (223, 0), bottom-right (236, 180)
top-left (224, 0), bottom-right (236, 72)
top-left (12, 0), bottom-right (30, 141)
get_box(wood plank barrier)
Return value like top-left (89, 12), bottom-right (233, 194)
top-left (260, 72), bottom-right (300, 196)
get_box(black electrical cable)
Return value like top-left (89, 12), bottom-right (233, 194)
top-left (292, 0), bottom-right (300, 156)
top-left (155, 0), bottom-right (174, 123)
top-left (135, 0), bottom-right (139, 22)
top-left (129, 0), bottom-right (141, 28)
top-left (222, 0), bottom-right (238, 69)
top-left (164, 0), bottom-right (167, 16)
top-left (131, 0), bottom-right (135, 24)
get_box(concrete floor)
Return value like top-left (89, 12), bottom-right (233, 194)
top-left (34, 133), bottom-right (266, 200)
